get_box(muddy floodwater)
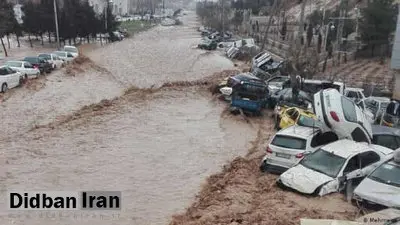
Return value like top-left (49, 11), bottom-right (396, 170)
top-left (0, 12), bottom-right (258, 225)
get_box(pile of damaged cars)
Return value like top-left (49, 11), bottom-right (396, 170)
top-left (259, 87), bottom-right (400, 215)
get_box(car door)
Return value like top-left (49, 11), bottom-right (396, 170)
top-left (23, 62), bottom-right (34, 75)
top-left (338, 155), bottom-right (361, 192)
top-left (3, 67), bottom-right (18, 88)
top-left (314, 89), bottom-right (372, 143)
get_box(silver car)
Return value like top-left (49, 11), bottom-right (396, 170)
top-left (353, 152), bottom-right (400, 208)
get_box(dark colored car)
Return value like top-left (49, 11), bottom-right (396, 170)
top-left (371, 125), bottom-right (400, 150)
top-left (23, 57), bottom-right (52, 74)
top-left (268, 88), bottom-right (312, 109)
top-left (198, 39), bottom-right (217, 50)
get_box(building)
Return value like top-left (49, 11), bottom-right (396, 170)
top-left (391, 3), bottom-right (400, 99)
top-left (88, 0), bottom-right (129, 15)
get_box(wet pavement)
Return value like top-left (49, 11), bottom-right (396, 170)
top-left (0, 11), bottom-right (256, 225)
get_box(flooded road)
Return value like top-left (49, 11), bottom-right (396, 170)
top-left (0, 11), bottom-right (256, 225)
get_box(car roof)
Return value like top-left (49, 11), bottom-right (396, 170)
top-left (371, 125), bottom-right (400, 136)
top-left (367, 96), bottom-right (390, 102)
top-left (64, 45), bottom-right (76, 48)
top-left (6, 60), bottom-right (24, 63)
top-left (321, 140), bottom-right (376, 158)
top-left (346, 87), bottom-right (364, 92)
top-left (276, 125), bottom-right (320, 139)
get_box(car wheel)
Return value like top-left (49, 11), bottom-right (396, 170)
top-left (36, 72), bottom-right (40, 78)
top-left (24, 74), bottom-right (28, 80)
top-left (1, 83), bottom-right (8, 93)
top-left (260, 160), bottom-right (269, 172)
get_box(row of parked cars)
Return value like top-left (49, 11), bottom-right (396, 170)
top-left (0, 45), bottom-right (79, 93)
top-left (214, 50), bottom-right (400, 211)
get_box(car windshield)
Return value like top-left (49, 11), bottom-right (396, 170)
top-left (300, 149), bottom-right (346, 178)
top-left (64, 47), bottom-right (78, 53)
top-left (369, 160), bottom-right (400, 188)
top-left (38, 54), bottom-right (51, 60)
top-left (24, 57), bottom-right (37, 63)
top-left (297, 115), bottom-right (320, 127)
top-left (271, 135), bottom-right (307, 150)
top-left (6, 61), bottom-right (22, 67)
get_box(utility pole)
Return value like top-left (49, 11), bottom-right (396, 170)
top-left (53, 0), bottom-right (60, 49)
top-left (297, 0), bottom-right (306, 45)
top-left (222, 0), bottom-right (225, 34)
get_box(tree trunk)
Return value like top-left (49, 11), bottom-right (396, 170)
top-left (28, 34), bottom-right (33, 48)
top-left (40, 34), bottom-right (44, 45)
top-left (17, 35), bottom-right (20, 47)
top-left (7, 35), bottom-right (10, 49)
top-left (100, 34), bottom-right (103, 46)
top-left (1, 38), bottom-right (8, 57)
top-left (48, 32), bottom-right (52, 43)
top-left (73, 38), bottom-right (76, 45)
top-left (371, 44), bottom-right (375, 57)
top-left (87, 36), bottom-right (90, 43)
top-left (68, 39), bottom-right (71, 45)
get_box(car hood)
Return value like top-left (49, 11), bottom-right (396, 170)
top-left (354, 178), bottom-right (400, 208)
top-left (280, 164), bottom-right (334, 194)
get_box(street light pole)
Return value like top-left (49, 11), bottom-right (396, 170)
top-left (53, 0), bottom-right (60, 49)
top-left (105, 1), bottom-right (108, 32)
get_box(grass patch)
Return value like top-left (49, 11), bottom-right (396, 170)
top-left (119, 20), bottom-right (154, 36)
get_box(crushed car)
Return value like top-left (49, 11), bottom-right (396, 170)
top-left (352, 149), bottom-right (400, 209)
top-left (313, 88), bottom-right (373, 143)
top-left (198, 38), bottom-right (217, 50)
top-left (381, 99), bottom-right (400, 128)
top-left (274, 107), bottom-right (320, 130)
top-left (260, 125), bottom-right (338, 174)
top-left (230, 77), bottom-right (269, 115)
top-left (276, 139), bottom-right (393, 196)
top-left (371, 125), bottom-right (400, 150)
top-left (268, 87), bottom-right (313, 109)
top-left (363, 96), bottom-right (390, 124)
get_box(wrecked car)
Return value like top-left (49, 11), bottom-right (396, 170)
top-left (198, 39), bottom-right (217, 50)
top-left (260, 125), bottom-right (338, 174)
top-left (364, 96), bottom-right (390, 124)
top-left (265, 75), bottom-right (290, 94)
top-left (345, 87), bottom-right (366, 103)
top-left (268, 88), bottom-right (312, 109)
top-left (277, 139), bottom-right (393, 196)
top-left (275, 107), bottom-right (320, 130)
top-left (353, 150), bottom-right (400, 209)
top-left (230, 79), bottom-right (269, 115)
top-left (313, 89), bottom-right (373, 143)
top-left (381, 100), bottom-right (400, 128)
top-left (371, 125), bottom-right (400, 150)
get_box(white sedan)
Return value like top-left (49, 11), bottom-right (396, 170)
top-left (53, 51), bottom-right (74, 63)
top-left (313, 88), bottom-right (373, 143)
top-left (277, 139), bottom-right (393, 196)
top-left (63, 45), bottom-right (79, 58)
top-left (0, 66), bottom-right (23, 92)
top-left (38, 53), bottom-right (64, 69)
top-left (5, 61), bottom-right (40, 79)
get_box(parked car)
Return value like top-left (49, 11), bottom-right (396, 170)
top-left (275, 107), bottom-right (320, 130)
top-left (38, 53), bottom-right (64, 69)
top-left (5, 61), bottom-right (40, 80)
top-left (0, 66), bottom-right (23, 92)
top-left (252, 51), bottom-right (271, 68)
top-left (198, 39), bottom-right (218, 50)
top-left (371, 125), bottom-right (400, 150)
top-left (23, 57), bottom-right (52, 74)
top-left (364, 96), bottom-right (390, 124)
top-left (260, 125), bottom-right (338, 174)
top-left (53, 51), bottom-right (74, 63)
top-left (313, 89), bottom-right (373, 143)
top-left (353, 150), bottom-right (400, 209)
top-left (268, 88), bottom-right (312, 109)
top-left (345, 87), bottom-right (366, 103)
top-left (63, 45), bottom-right (79, 58)
top-left (277, 139), bottom-right (393, 196)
